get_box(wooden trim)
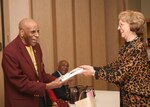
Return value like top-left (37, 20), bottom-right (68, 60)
top-left (3, 0), bottom-right (10, 46)
top-left (52, 0), bottom-right (58, 68)
top-left (30, 0), bottom-right (33, 18)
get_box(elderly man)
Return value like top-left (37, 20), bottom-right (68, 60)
top-left (2, 18), bottom-right (62, 107)
top-left (52, 60), bottom-right (70, 101)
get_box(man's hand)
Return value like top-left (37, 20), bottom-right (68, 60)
top-left (46, 78), bottom-right (62, 89)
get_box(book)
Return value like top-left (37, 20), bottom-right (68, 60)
top-left (60, 68), bottom-right (83, 82)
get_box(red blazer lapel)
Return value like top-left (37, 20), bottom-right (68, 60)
top-left (32, 44), bottom-right (43, 81)
top-left (16, 36), bottom-right (37, 76)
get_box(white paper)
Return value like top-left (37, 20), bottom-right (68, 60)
top-left (60, 68), bottom-right (83, 82)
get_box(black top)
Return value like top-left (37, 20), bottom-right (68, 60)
top-left (52, 71), bottom-right (69, 100)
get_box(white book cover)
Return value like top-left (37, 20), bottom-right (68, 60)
top-left (60, 68), bottom-right (83, 82)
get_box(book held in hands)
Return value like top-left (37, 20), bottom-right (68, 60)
top-left (60, 68), bottom-right (83, 82)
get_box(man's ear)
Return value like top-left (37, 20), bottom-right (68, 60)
top-left (20, 29), bottom-right (24, 37)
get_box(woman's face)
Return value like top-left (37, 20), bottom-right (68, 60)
top-left (118, 20), bottom-right (131, 41)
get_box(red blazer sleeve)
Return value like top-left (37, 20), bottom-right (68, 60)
top-left (47, 89), bottom-right (58, 102)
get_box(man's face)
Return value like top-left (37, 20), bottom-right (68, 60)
top-left (21, 22), bottom-right (40, 46)
top-left (58, 61), bottom-right (69, 75)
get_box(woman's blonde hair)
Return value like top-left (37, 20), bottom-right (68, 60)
top-left (118, 10), bottom-right (145, 36)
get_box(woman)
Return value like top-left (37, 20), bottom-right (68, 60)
top-left (80, 10), bottom-right (150, 107)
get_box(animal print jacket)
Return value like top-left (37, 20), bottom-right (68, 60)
top-left (94, 37), bottom-right (150, 107)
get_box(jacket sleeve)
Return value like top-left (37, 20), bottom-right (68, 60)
top-left (94, 44), bottom-right (145, 86)
top-left (47, 89), bottom-right (58, 102)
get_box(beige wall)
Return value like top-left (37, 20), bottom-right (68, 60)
top-left (9, 0), bottom-right (31, 41)
top-left (31, 0), bottom-right (111, 87)
top-left (0, 0), bottom-right (9, 106)
top-left (141, 0), bottom-right (150, 19)
top-left (125, 0), bottom-right (141, 11)
top-left (0, 8), bottom-right (4, 107)
top-left (125, 0), bottom-right (150, 19)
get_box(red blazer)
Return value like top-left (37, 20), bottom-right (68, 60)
top-left (47, 89), bottom-right (57, 102)
top-left (2, 36), bottom-right (56, 107)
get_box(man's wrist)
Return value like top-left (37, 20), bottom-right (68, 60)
top-left (46, 83), bottom-right (51, 89)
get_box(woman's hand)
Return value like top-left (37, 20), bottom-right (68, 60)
top-left (79, 65), bottom-right (95, 76)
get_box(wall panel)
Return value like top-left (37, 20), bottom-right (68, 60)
top-left (0, 3), bottom-right (4, 106)
top-left (9, 0), bottom-right (30, 41)
top-left (55, 0), bottom-right (76, 86)
top-left (141, 0), bottom-right (150, 19)
top-left (91, 0), bottom-right (108, 90)
top-left (74, 0), bottom-right (92, 86)
top-left (104, 0), bottom-right (121, 90)
top-left (55, 0), bottom-right (75, 70)
top-left (32, 0), bottom-right (55, 73)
